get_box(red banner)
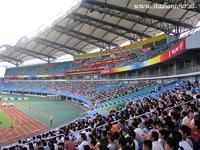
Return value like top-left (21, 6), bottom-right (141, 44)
top-left (169, 39), bottom-right (186, 58)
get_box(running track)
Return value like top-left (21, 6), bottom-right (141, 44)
top-left (0, 106), bottom-right (49, 146)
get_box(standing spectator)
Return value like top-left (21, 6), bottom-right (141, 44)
top-left (148, 131), bottom-right (164, 150)
top-left (142, 140), bottom-right (152, 150)
top-left (158, 128), bottom-right (170, 148)
top-left (107, 134), bottom-right (117, 150)
top-left (179, 125), bottom-right (198, 149)
top-left (78, 134), bottom-right (89, 150)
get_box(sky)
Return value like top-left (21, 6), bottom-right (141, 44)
top-left (0, 0), bottom-right (80, 76)
top-left (0, 0), bottom-right (79, 46)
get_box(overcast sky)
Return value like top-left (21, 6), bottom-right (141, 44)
top-left (0, 0), bottom-right (80, 76)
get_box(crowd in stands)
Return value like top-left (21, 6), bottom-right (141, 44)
top-left (113, 39), bottom-right (182, 68)
top-left (2, 80), bottom-right (200, 150)
top-left (1, 81), bottom-right (156, 105)
top-left (5, 37), bottom-right (181, 77)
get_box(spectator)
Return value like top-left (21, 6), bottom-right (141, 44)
top-left (64, 137), bottom-right (76, 150)
top-left (158, 128), bottom-right (170, 148)
top-left (78, 134), bottom-right (89, 150)
top-left (171, 131), bottom-right (193, 150)
top-left (107, 134), bottom-right (116, 150)
top-left (148, 131), bottom-right (164, 150)
top-left (142, 140), bottom-right (152, 150)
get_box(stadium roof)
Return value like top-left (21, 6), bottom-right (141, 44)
top-left (0, 0), bottom-right (200, 65)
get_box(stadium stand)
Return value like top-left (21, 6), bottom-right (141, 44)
top-left (1, 80), bottom-right (200, 150)
top-left (0, 80), bottom-right (156, 107)
top-left (0, 0), bottom-right (200, 149)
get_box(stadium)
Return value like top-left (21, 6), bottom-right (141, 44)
top-left (0, 0), bottom-right (200, 149)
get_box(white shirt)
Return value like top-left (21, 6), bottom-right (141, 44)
top-left (179, 141), bottom-right (193, 150)
top-left (134, 128), bottom-right (144, 144)
top-left (78, 141), bottom-right (89, 150)
top-left (133, 139), bottom-right (139, 150)
top-left (152, 141), bottom-right (164, 150)
top-left (182, 116), bottom-right (188, 125)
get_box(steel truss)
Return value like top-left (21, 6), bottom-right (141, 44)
top-left (69, 13), bottom-right (152, 42)
top-left (81, 0), bottom-right (194, 34)
top-left (35, 38), bottom-right (86, 56)
top-left (53, 25), bottom-right (119, 49)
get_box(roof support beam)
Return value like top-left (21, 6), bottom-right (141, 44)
top-left (0, 54), bottom-right (23, 66)
top-left (14, 46), bottom-right (56, 63)
top-left (69, 13), bottom-right (152, 41)
top-left (34, 38), bottom-right (86, 55)
top-left (0, 45), bottom-right (23, 65)
top-left (81, 0), bottom-right (194, 34)
top-left (52, 25), bottom-right (119, 49)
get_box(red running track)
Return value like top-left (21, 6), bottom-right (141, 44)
top-left (0, 106), bottom-right (49, 146)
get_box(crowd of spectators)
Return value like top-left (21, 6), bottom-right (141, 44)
top-left (2, 81), bottom-right (156, 104)
top-left (2, 80), bottom-right (200, 150)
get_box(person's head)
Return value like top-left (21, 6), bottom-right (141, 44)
top-left (194, 114), bottom-right (200, 130)
top-left (81, 133), bottom-right (87, 142)
top-left (101, 130), bottom-right (107, 138)
top-left (188, 110), bottom-right (194, 119)
top-left (108, 134), bottom-right (115, 143)
top-left (170, 131), bottom-right (182, 142)
top-left (23, 147), bottom-right (28, 150)
top-left (150, 131), bottom-right (159, 142)
top-left (126, 136), bottom-right (133, 146)
top-left (118, 137), bottom-right (127, 149)
top-left (64, 136), bottom-right (69, 141)
top-left (90, 139), bottom-right (96, 147)
top-left (121, 127), bottom-right (129, 136)
top-left (157, 122), bottom-right (164, 130)
top-left (179, 125), bottom-right (191, 140)
top-left (143, 140), bottom-right (152, 150)
top-left (38, 147), bottom-right (44, 150)
top-left (28, 143), bottom-right (34, 150)
top-left (165, 137), bottom-right (180, 150)
top-left (152, 121), bottom-right (158, 129)
top-left (58, 142), bottom-right (64, 150)
top-left (159, 128), bottom-right (170, 141)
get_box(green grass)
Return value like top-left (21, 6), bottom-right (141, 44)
top-left (0, 95), bottom-right (85, 128)
top-left (14, 100), bottom-right (85, 128)
top-left (0, 110), bottom-right (13, 128)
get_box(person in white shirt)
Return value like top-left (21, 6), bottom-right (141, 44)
top-left (148, 131), bottom-right (164, 150)
top-left (78, 133), bottom-right (89, 150)
top-left (165, 137), bottom-right (180, 150)
top-left (171, 131), bottom-right (193, 150)
top-left (107, 135), bottom-right (117, 150)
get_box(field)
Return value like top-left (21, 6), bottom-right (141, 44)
top-left (0, 94), bottom-right (86, 146)
top-left (0, 110), bottom-right (13, 128)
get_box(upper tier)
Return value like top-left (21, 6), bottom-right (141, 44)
top-left (5, 31), bottom-right (200, 77)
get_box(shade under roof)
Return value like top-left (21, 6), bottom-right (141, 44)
top-left (0, 0), bottom-right (199, 65)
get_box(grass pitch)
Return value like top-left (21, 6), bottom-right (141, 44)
top-left (0, 110), bottom-right (13, 128)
